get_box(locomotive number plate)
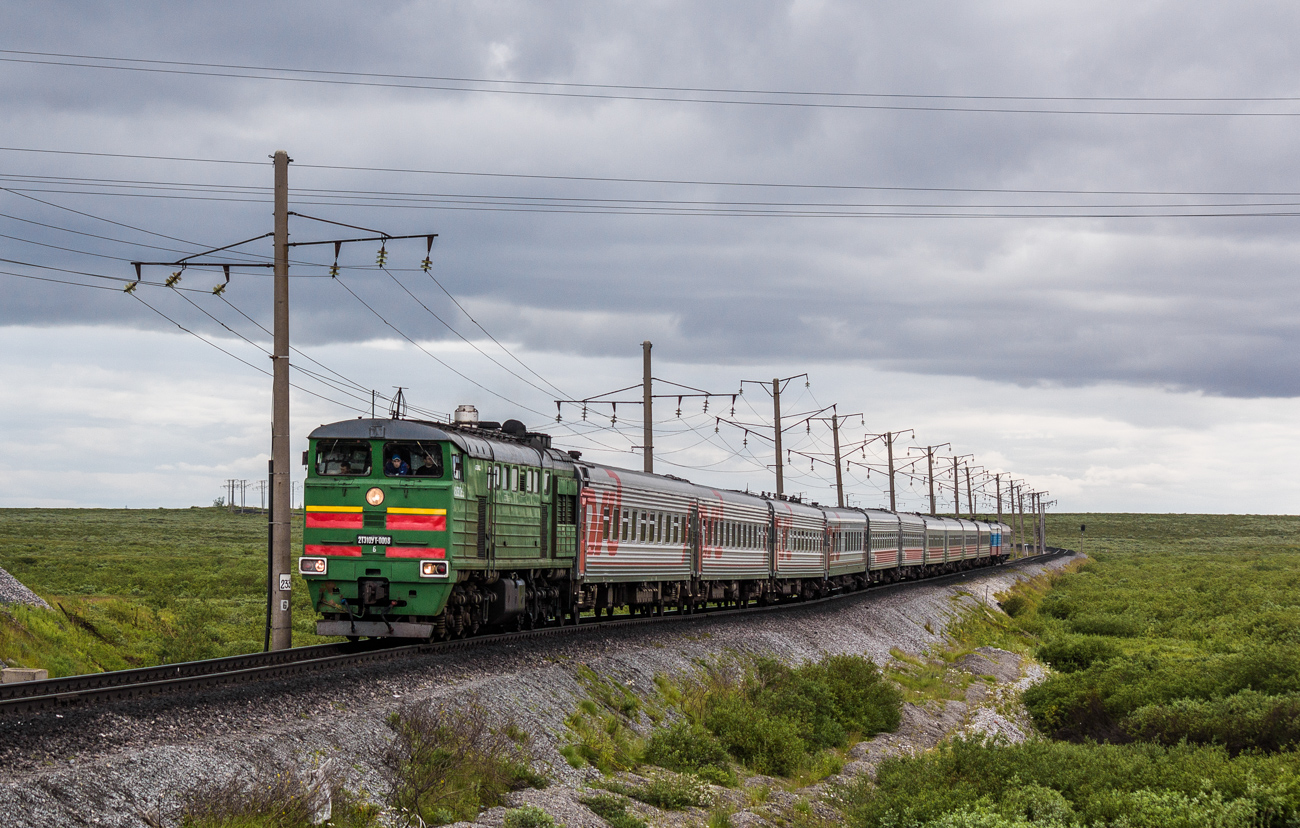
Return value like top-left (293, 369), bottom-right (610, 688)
top-left (357, 535), bottom-right (393, 545)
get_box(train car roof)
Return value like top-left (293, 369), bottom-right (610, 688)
top-left (580, 462), bottom-right (711, 499)
top-left (308, 418), bottom-right (572, 468)
top-left (897, 512), bottom-right (927, 529)
top-left (770, 497), bottom-right (825, 519)
top-left (863, 509), bottom-right (901, 527)
top-left (823, 506), bottom-right (868, 524)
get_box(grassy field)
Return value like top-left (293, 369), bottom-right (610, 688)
top-left (0, 507), bottom-right (323, 676)
top-left (843, 512), bottom-right (1300, 828)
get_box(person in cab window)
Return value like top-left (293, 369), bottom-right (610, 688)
top-left (415, 452), bottom-right (440, 477)
top-left (339, 461), bottom-right (353, 475)
top-left (386, 454), bottom-right (409, 476)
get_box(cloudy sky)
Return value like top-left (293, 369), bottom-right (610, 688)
top-left (3, 1), bottom-right (1299, 514)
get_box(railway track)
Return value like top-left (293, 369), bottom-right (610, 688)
top-left (0, 551), bottom-right (1070, 719)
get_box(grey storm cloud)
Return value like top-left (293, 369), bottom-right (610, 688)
top-left (4, 0), bottom-right (1300, 400)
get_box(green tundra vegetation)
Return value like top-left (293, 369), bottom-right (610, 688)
top-left (0, 507), bottom-right (323, 676)
top-left (844, 512), bottom-right (1300, 828)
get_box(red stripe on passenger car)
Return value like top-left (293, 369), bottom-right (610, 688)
top-left (385, 547), bottom-right (446, 559)
top-left (386, 514), bottom-right (446, 531)
top-left (306, 512), bottom-right (363, 529)
top-left (305, 545), bottom-right (362, 556)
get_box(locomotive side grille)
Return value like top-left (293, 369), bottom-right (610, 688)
top-left (476, 497), bottom-right (488, 558)
top-left (541, 504), bottom-right (550, 557)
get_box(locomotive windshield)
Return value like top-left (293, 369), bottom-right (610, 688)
top-left (382, 441), bottom-right (444, 478)
top-left (315, 439), bottom-right (371, 476)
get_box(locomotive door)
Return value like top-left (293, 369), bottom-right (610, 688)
top-left (542, 500), bottom-right (554, 559)
top-left (765, 502), bottom-right (776, 575)
top-left (689, 505), bottom-right (702, 577)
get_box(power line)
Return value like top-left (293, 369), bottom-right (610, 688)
top-left (14, 180), bottom-right (1300, 213)
top-left (5, 146), bottom-right (1300, 198)
top-left (5, 49), bottom-right (1300, 116)
top-left (331, 272), bottom-right (545, 418)
top-left (377, 265), bottom-right (558, 397)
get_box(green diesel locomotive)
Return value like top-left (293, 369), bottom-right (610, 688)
top-left (300, 409), bottom-right (580, 639)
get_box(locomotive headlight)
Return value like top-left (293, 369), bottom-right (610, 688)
top-left (420, 560), bottom-right (448, 578)
top-left (299, 557), bottom-right (327, 575)
top-left (365, 487), bottom-right (385, 506)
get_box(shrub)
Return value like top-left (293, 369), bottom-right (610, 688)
top-left (580, 794), bottom-right (648, 828)
top-left (1067, 613), bottom-right (1143, 638)
top-left (1035, 635), bottom-right (1121, 673)
top-left (840, 736), bottom-right (1297, 828)
top-left (1125, 690), bottom-right (1300, 754)
top-left (560, 698), bottom-right (643, 773)
top-left (998, 594), bottom-right (1029, 618)
top-left (604, 773), bottom-right (712, 810)
top-left (173, 756), bottom-right (379, 828)
top-left (703, 686), bottom-right (807, 776)
top-left (502, 806), bottom-right (555, 828)
top-left (698, 653), bottom-right (901, 776)
top-left (643, 720), bottom-right (736, 785)
top-left (383, 701), bottom-right (545, 825)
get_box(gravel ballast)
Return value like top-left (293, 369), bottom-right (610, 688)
top-left (0, 567), bottom-right (50, 610)
top-left (0, 555), bottom-right (1078, 827)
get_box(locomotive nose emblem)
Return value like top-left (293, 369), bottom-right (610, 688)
top-left (365, 487), bottom-right (385, 506)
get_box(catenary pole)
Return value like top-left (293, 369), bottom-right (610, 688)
top-left (886, 431), bottom-right (897, 512)
top-left (1017, 485), bottom-right (1025, 556)
top-left (772, 378), bottom-right (784, 499)
top-left (952, 457), bottom-right (961, 515)
top-left (927, 449), bottom-right (935, 514)
top-left (642, 340), bottom-right (653, 473)
top-left (831, 412), bottom-right (844, 508)
top-left (270, 149), bottom-right (292, 651)
top-left (965, 466), bottom-right (974, 517)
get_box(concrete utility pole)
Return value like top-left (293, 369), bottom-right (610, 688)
top-left (772, 377), bottom-right (784, 499)
top-left (1039, 493), bottom-right (1048, 554)
top-left (965, 466), bottom-right (974, 517)
top-left (1030, 492), bottom-right (1041, 554)
top-left (927, 449), bottom-right (936, 514)
top-left (886, 431), bottom-right (897, 512)
top-left (642, 340), bottom-right (653, 473)
top-left (1016, 486), bottom-right (1026, 556)
top-left (270, 149), bottom-right (293, 652)
top-left (831, 412), bottom-right (844, 508)
top-left (912, 443), bottom-right (948, 514)
top-left (995, 474), bottom-right (1003, 522)
top-left (952, 458), bottom-right (962, 515)
top-left (950, 457), bottom-right (966, 515)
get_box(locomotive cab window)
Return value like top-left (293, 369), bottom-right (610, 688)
top-left (315, 440), bottom-right (371, 476)
top-left (382, 442), bottom-right (443, 478)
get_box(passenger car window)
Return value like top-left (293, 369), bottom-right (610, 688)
top-left (315, 440), bottom-right (371, 476)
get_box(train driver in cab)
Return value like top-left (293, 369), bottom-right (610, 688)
top-left (386, 454), bottom-right (410, 476)
top-left (415, 451), bottom-right (441, 477)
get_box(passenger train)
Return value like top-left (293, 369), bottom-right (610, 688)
top-left (298, 407), bottom-right (1015, 640)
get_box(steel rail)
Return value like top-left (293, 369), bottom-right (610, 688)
top-left (0, 550), bottom-right (1070, 719)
